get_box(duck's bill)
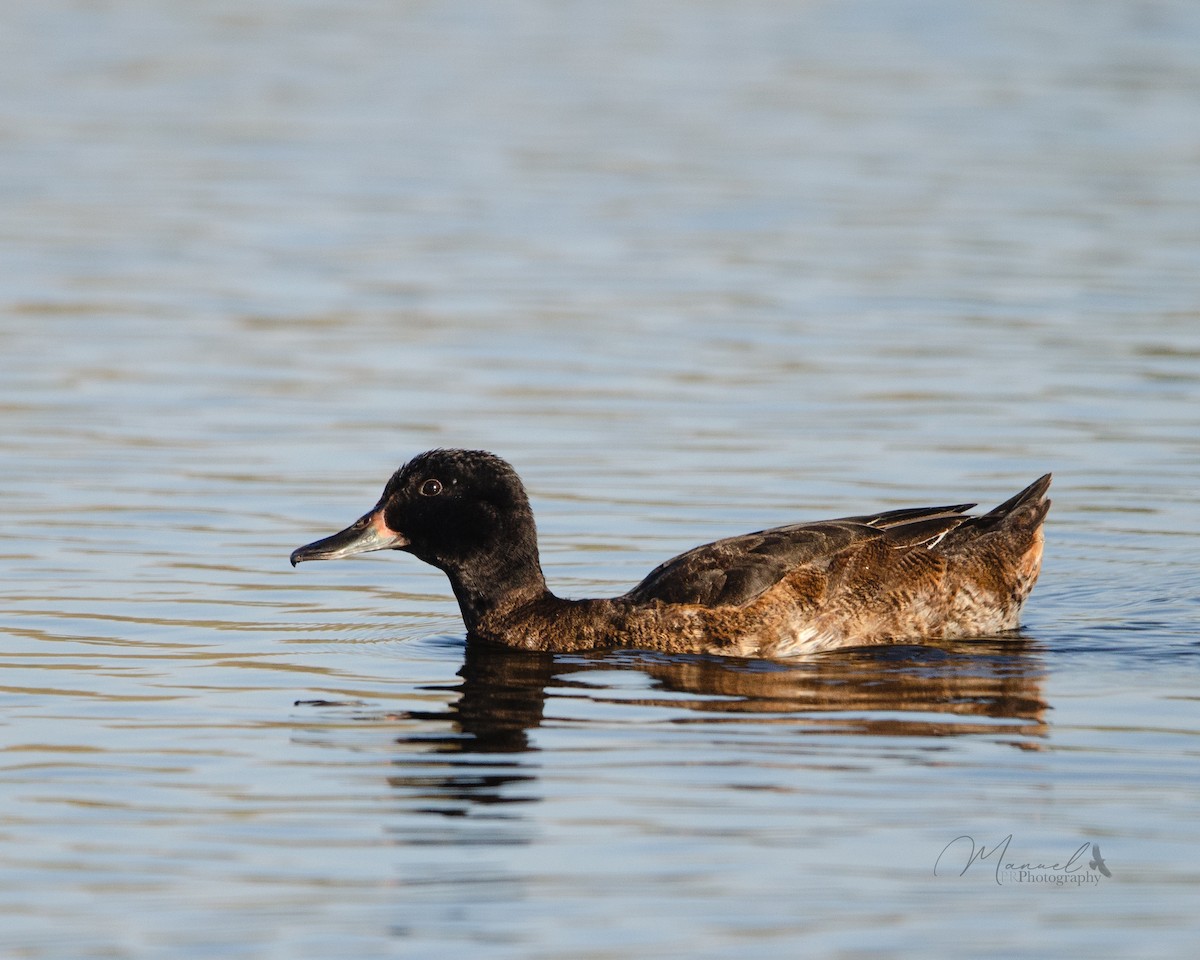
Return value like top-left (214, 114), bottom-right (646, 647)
top-left (290, 510), bottom-right (408, 566)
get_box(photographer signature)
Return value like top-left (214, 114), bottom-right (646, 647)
top-left (935, 834), bottom-right (1111, 885)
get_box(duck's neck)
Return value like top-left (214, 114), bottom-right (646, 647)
top-left (441, 540), bottom-right (551, 635)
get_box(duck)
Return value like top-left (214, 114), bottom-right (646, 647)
top-left (290, 449), bottom-right (1050, 658)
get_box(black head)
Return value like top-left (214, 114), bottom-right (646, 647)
top-left (376, 449), bottom-right (538, 571)
top-left (290, 449), bottom-right (546, 628)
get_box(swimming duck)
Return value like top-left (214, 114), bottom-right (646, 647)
top-left (290, 449), bottom-right (1050, 658)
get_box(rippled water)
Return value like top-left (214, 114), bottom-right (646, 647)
top-left (3, 1), bottom-right (1199, 957)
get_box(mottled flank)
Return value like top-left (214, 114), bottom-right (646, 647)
top-left (292, 450), bottom-right (1050, 658)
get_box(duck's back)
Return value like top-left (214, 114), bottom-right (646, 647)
top-left (623, 474), bottom-right (1051, 654)
top-left (626, 502), bottom-right (984, 608)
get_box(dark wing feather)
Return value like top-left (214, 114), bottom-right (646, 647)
top-left (625, 503), bottom-right (982, 609)
top-left (841, 503), bottom-right (975, 528)
top-left (624, 521), bottom-right (874, 607)
top-left (840, 503), bottom-right (977, 548)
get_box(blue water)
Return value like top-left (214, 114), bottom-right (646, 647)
top-left (2, 1), bottom-right (1199, 957)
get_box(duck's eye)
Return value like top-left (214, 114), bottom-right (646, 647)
top-left (419, 478), bottom-right (443, 497)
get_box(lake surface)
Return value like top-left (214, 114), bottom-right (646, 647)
top-left (3, 1), bottom-right (1199, 957)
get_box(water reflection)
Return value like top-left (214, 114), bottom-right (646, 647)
top-left (380, 638), bottom-right (1049, 813)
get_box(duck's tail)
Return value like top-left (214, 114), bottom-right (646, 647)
top-left (982, 473), bottom-right (1052, 530)
top-left (976, 474), bottom-right (1052, 612)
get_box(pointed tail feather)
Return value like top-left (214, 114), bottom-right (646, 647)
top-left (982, 473), bottom-right (1052, 526)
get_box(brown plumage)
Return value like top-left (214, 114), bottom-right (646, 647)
top-left (291, 450), bottom-right (1050, 658)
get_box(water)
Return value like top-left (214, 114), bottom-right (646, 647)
top-left (3, 1), bottom-right (1199, 957)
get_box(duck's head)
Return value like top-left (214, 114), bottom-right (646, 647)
top-left (290, 450), bottom-right (543, 604)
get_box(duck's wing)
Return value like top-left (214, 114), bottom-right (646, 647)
top-left (841, 502), bottom-right (976, 548)
top-left (624, 503), bottom-right (976, 608)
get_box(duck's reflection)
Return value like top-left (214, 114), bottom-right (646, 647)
top-left (460, 638), bottom-right (1046, 739)
top-left (384, 637), bottom-right (1048, 810)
